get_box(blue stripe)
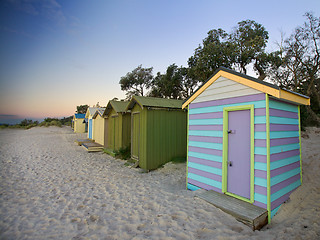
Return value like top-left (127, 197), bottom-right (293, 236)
top-left (188, 173), bottom-right (222, 189)
top-left (271, 205), bottom-right (281, 218)
top-left (254, 116), bottom-right (266, 124)
top-left (270, 143), bottom-right (300, 154)
top-left (189, 100), bottom-right (266, 114)
top-left (255, 177), bottom-right (267, 187)
top-left (255, 146), bottom-right (267, 155)
top-left (270, 155), bottom-right (300, 170)
top-left (189, 141), bottom-right (223, 150)
top-left (269, 100), bottom-right (298, 113)
top-left (187, 183), bottom-right (201, 191)
top-left (189, 130), bottom-right (223, 137)
top-left (271, 168), bottom-right (301, 186)
top-left (271, 180), bottom-right (301, 202)
top-left (255, 162), bottom-right (267, 171)
top-left (270, 131), bottom-right (299, 139)
top-left (188, 162), bottom-right (222, 176)
top-left (254, 192), bottom-right (268, 204)
top-left (189, 118), bottom-right (223, 125)
top-left (255, 131), bottom-right (267, 139)
top-left (270, 116), bottom-right (299, 125)
top-left (188, 151), bottom-right (223, 162)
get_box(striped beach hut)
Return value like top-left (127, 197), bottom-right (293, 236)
top-left (92, 108), bottom-right (107, 147)
top-left (72, 113), bottom-right (86, 133)
top-left (126, 96), bottom-right (187, 170)
top-left (85, 107), bottom-right (104, 139)
top-left (103, 100), bottom-right (131, 153)
top-left (182, 67), bottom-right (310, 223)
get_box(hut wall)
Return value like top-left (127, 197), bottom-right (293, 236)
top-left (93, 115), bottom-right (105, 146)
top-left (268, 97), bottom-right (301, 217)
top-left (74, 119), bottom-right (86, 133)
top-left (121, 113), bottom-right (131, 149)
top-left (187, 92), bottom-right (268, 210)
top-left (144, 108), bottom-right (187, 170)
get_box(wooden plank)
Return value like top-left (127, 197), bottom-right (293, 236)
top-left (82, 142), bottom-right (104, 152)
top-left (75, 139), bottom-right (94, 146)
top-left (195, 190), bottom-right (268, 230)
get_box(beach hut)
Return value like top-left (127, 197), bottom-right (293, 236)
top-left (92, 108), bottom-right (107, 147)
top-left (103, 100), bottom-right (131, 154)
top-left (126, 96), bottom-right (187, 170)
top-left (85, 107), bottom-right (104, 139)
top-left (182, 67), bottom-right (310, 224)
top-left (72, 113), bottom-right (86, 133)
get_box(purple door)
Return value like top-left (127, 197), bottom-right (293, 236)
top-left (227, 109), bottom-right (251, 199)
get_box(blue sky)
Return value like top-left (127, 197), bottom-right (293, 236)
top-left (0, 0), bottom-right (319, 120)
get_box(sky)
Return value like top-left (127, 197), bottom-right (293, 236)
top-left (0, 0), bottom-right (319, 122)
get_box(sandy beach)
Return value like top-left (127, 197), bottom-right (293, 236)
top-left (0, 126), bottom-right (319, 240)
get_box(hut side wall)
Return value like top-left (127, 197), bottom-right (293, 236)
top-left (144, 109), bottom-right (187, 170)
top-left (268, 98), bottom-right (301, 218)
top-left (74, 119), bottom-right (86, 133)
top-left (187, 93), bottom-right (268, 210)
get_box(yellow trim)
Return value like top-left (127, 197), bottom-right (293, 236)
top-left (182, 69), bottom-right (310, 109)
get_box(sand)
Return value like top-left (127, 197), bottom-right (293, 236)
top-left (0, 126), bottom-right (319, 240)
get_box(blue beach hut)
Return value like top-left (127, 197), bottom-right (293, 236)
top-left (182, 67), bottom-right (310, 223)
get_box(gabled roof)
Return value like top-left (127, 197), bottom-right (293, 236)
top-left (92, 108), bottom-right (106, 119)
top-left (126, 95), bottom-right (184, 111)
top-left (182, 67), bottom-right (310, 109)
top-left (74, 113), bottom-right (85, 119)
top-left (103, 100), bottom-right (129, 116)
top-left (85, 107), bottom-right (105, 118)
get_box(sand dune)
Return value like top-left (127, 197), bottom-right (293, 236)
top-left (0, 126), bottom-right (319, 239)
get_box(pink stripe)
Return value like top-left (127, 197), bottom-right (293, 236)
top-left (269, 108), bottom-right (298, 118)
top-left (270, 149), bottom-right (300, 162)
top-left (189, 112), bottom-right (223, 119)
top-left (188, 167), bottom-right (222, 182)
top-left (189, 125), bottom-right (223, 131)
top-left (255, 154), bottom-right (267, 163)
top-left (271, 174), bottom-right (300, 194)
top-left (188, 179), bottom-right (222, 193)
top-left (255, 185), bottom-right (267, 195)
top-left (189, 146), bottom-right (222, 156)
top-left (189, 135), bottom-right (223, 143)
top-left (271, 189), bottom-right (296, 210)
top-left (255, 108), bottom-right (266, 116)
top-left (270, 162), bottom-right (300, 177)
top-left (189, 93), bottom-right (265, 109)
top-left (255, 139), bottom-right (266, 147)
top-left (255, 169), bottom-right (267, 179)
top-left (188, 156), bottom-right (222, 169)
top-left (255, 124), bottom-right (266, 131)
top-left (270, 124), bottom-right (299, 131)
top-left (270, 137), bottom-right (300, 147)
top-left (254, 201), bottom-right (267, 209)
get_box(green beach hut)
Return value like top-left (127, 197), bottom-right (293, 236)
top-left (126, 96), bottom-right (187, 171)
top-left (103, 100), bottom-right (131, 154)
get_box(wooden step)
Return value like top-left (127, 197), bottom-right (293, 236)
top-left (195, 189), bottom-right (268, 231)
top-left (75, 138), bottom-right (94, 146)
top-left (82, 142), bottom-right (104, 152)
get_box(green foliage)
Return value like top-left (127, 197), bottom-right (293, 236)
top-left (119, 65), bottom-right (153, 99)
top-left (114, 146), bottom-right (131, 160)
top-left (77, 105), bottom-right (89, 114)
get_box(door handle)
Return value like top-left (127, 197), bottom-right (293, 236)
top-left (228, 130), bottom-right (232, 134)
top-left (228, 161), bottom-right (232, 167)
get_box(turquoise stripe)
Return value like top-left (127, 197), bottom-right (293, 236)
top-left (270, 131), bottom-right (299, 139)
top-left (255, 146), bottom-right (267, 155)
top-left (255, 162), bottom-right (267, 171)
top-left (188, 162), bottom-right (222, 176)
top-left (271, 168), bottom-right (301, 186)
top-left (271, 205), bottom-right (281, 218)
top-left (188, 172), bottom-right (222, 189)
top-left (189, 100), bottom-right (266, 114)
top-left (270, 143), bottom-right (300, 154)
top-left (255, 177), bottom-right (267, 187)
top-left (254, 116), bottom-right (266, 124)
top-left (189, 118), bottom-right (223, 125)
top-left (187, 183), bottom-right (201, 191)
top-left (270, 155), bottom-right (300, 170)
top-left (271, 180), bottom-right (301, 202)
top-left (188, 151), bottom-right (223, 162)
top-left (270, 116), bottom-right (299, 125)
top-left (189, 130), bottom-right (223, 137)
top-left (269, 100), bottom-right (298, 113)
top-left (255, 131), bottom-right (267, 139)
top-left (254, 192), bottom-right (267, 204)
top-left (189, 141), bottom-right (223, 150)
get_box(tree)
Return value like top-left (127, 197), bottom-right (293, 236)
top-left (119, 65), bottom-right (153, 98)
top-left (268, 12), bottom-right (320, 126)
top-left (76, 105), bottom-right (89, 114)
